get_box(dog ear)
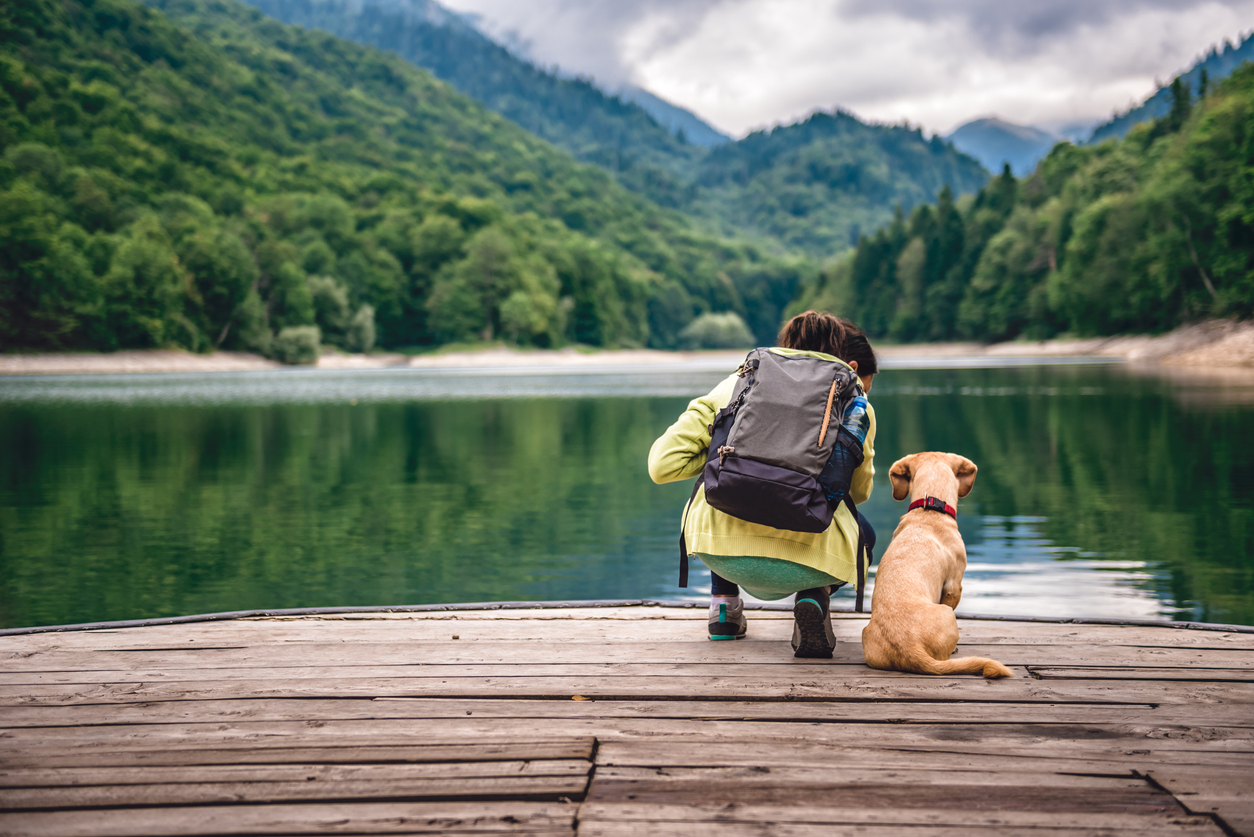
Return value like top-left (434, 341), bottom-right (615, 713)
top-left (953, 455), bottom-right (978, 498)
top-left (889, 456), bottom-right (913, 501)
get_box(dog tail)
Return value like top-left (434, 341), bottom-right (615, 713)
top-left (911, 651), bottom-right (1014, 679)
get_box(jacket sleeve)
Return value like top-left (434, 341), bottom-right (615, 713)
top-left (849, 401), bottom-right (876, 505)
top-left (647, 373), bottom-right (737, 484)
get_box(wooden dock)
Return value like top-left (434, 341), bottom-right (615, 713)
top-left (2, 604), bottom-right (1252, 836)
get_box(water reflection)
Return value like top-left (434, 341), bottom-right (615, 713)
top-left (0, 361), bottom-right (1251, 629)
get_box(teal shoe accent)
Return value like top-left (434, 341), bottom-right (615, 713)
top-left (708, 634), bottom-right (742, 641)
top-left (708, 598), bottom-right (747, 640)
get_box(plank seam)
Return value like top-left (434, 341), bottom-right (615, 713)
top-left (1138, 770), bottom-right (1242, 837)
top-left (572, 737), bottom-right (599, 833)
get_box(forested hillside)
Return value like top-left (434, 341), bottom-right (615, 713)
top-left (690, 111), bottom-right (989, 255)
top-left (0, 0), bottom-right (807, 355)
top-left (236, 0), bottom-right (705, 208)
top-left (231, 0), bottom-right (990, 256)
top-left (1090, 31), bottom-right (1253, 143)
top-left (795, 66), bottom-right (1254, 341)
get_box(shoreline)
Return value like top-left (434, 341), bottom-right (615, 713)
top-left (1, 319), bottom-right (1250, 377)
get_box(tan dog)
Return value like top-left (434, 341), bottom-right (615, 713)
top-left (861, 452), bottom-right (1013, 679)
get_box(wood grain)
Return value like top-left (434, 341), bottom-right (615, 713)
top-left (2, 607), bottom-right (1251, 837)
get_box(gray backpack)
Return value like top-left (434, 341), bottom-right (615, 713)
top-left (680, 348), bottom-right (873, 606)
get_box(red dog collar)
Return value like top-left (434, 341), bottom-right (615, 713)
top-left (908, 496), bottom-right (957, 519)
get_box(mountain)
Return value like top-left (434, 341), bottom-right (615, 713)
top-left (947, 117), bottom-right (1060, 177)
top-left (796, 63), bottom-right (1254, 342)
top-left (0, 0), bottom-right (802, 354)
top-left (617, 85), bottom-right (730, 147)
top-left (236, 0), bottom-right (701, 207)
top-left (229, 0), bottom-right (990, 256)
top-left (689, 111), bottom-right (990, 255)
top-left (1089, 30), bottom-right (1254, 143)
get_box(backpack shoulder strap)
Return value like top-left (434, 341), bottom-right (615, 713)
top-left (678, 475), bottom-right (703, 588)
top-left (844, 495), bottom-right (873, 612)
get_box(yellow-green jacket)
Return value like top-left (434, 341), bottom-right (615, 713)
top-left (647, 348), bottom-right (876, 584)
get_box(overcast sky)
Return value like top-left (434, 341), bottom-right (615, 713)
top-left (438, 0), bottom-right (1254, 137)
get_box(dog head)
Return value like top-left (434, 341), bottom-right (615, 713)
top-left (889, 452), bottom-right (978, 502)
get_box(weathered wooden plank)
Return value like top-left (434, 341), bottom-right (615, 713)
top-left (581, 765), bottom-right (1231, 832)
top-left (6, 674), bottom-right (1252, 707)
top-left (4, 616), bottom-right (1250, 650)
top-left (0, 760), bottom-right (591, 788)
top-left (3, 662), bottom-right (1034, 686)
top-left (594, 739), bottom-right (1254, 772)
top-left (1032, 667), bottom-right (1254, 681)
top-left (1, 773), bottom-right (591, 809)
top-left (584, 765), bottom-right (1146, 789)
top-left (585, 770), bottom-right (1173, 813)
top-left (5, 714), bottom-right (1253, 751)
top-left (0, 738), bottom-right (593, 769)
top-left (24, 697), bottom-right (1254, 731)
top-left (0, 801), bottom-right (577, 836)
top-left (3, 719), bottom-right (1250, 772)
top-left (577, 802), bottom-right (1195, 830)
top-left (578, 821), bottom-right (1224, 836)
top-left (1148, 767), bottom-right (1254, 837)
top-left (7, 641), bottom-right (1251, 670)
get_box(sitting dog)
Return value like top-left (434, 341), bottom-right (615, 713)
top-left (861, 452), bottom-right (1013, 679)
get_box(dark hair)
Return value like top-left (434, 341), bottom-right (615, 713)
top-left (777, 311), bottom-right (878, 376)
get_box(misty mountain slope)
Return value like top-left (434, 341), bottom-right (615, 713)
top-left (947, 117), bottom-right (1060, 177)
top-left (689, 111), bottom-right (990, 255)
top-left (236, 0), bottom-right (703, 207)
top-left (618, 85), bottom-right (729, 147)
top-left (1090, 30), bottom-right (1254, 143)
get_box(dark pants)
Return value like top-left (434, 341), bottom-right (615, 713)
top-left (710, 511), bottom-right (876, 598)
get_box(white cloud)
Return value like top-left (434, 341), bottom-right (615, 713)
top-left (437, 0), bottom-right (1254, 136)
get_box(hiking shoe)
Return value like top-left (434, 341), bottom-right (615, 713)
top-left (708, 598), bottom-right (747, 640)
top-left (792, 589), bottom-right (836, 658)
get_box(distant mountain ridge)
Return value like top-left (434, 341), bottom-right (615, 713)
top-left (691, 110), bottom-right (989, 253)
top-left (1089, 30), bottom-right (1254, 143)
top-left (235, 0), bottom-right (990, 256)
top-left (946, 117), bottom-right (1060, 177)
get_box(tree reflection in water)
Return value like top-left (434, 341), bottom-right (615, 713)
top-left (0, 363), bottom-right (1250, 629)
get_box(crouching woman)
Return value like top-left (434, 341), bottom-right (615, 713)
top-left (647, 311), bottom-right (878, 658)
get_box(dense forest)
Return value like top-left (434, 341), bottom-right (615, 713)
top-left (691, 111), bottom-right (988, 254)
top-left (238, 0), bottom-right (707, 206)
top-left (233, 0), bottom-right (990, 256)
top-left (0, 0), bottom-right (810, 356)
top-left (795, 66), bottom-right (1254, 341)
top-left (3, 0), bottom-right (1250, 359)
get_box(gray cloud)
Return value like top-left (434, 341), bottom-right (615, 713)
top-left (450, 0), bottom-right (723, 85)
top-left (839, 0), bottom-right (1248, 54)
top-left (442, 0), bottom-right (1254, 135)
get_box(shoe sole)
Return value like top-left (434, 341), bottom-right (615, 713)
top-left (793, 598), bottom-right (834, 659)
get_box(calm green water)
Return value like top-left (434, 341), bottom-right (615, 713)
top-left (1, 361), bottom-right (1252, 629)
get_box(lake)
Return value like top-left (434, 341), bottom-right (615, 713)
top-left (1, 358), bottom-right (1252, 630)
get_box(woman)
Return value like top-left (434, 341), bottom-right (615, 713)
top-left (647, 311), bottom-right (878, 658)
